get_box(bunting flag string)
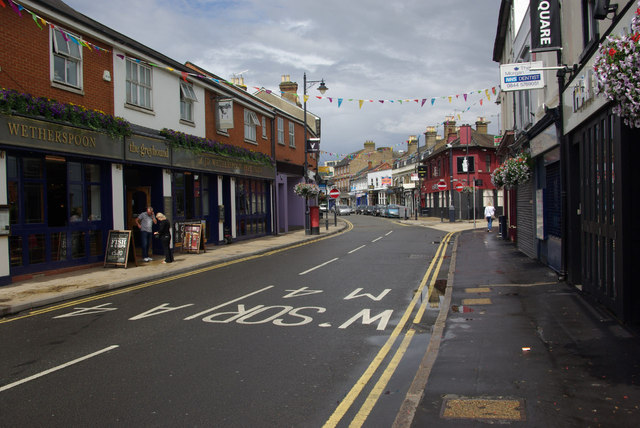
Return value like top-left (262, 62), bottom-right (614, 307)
top-left (7, 0), bottom-right (110, 54)
top-left (7, 0), bottom-right (500, 108)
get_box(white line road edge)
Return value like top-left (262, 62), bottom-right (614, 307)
top-left (299, 258), bottom-right (339, 275)
top-left (0, 345), bottom-right (120, 393)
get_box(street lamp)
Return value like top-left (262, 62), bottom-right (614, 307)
top-left (303, 73), bottom-right (328, 235)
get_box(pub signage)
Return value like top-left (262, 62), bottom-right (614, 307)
top-left (0, 114), bottom-right (123, 159)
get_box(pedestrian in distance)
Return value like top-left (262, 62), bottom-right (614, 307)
top-left (154, 212), bottom-right (173, 264)
top-left (136, 206), bottom-right (157, 262)
top-left (484, 204), bottom-right (496, 232)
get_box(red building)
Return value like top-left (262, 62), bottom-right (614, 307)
top-left (421, 119), bottom-right (500, 220)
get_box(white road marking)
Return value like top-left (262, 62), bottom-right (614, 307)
top-left (184, 286), bottom-right (274, 320)
top-left (372, 237), bottom-right (382, 243)
top-left (348, 245), bottom-right (366, 254)
top-left (298, 258), bottom-right (339, 275)
top-left (385, 231), bottom-right (393, 236)
top-left (0, 345), bottom-right (119, 393)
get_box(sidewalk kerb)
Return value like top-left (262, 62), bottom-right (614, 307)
top-left (392, 230), bottom-right (460, 428)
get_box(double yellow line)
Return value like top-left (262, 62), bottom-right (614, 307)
top-left (323, 231), bottom-right (455, 428)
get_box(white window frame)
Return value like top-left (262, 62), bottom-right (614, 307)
top-left (180, 81), bottom-right (197, 122)
top-left (51, 27), bottom-right (83, 89)
top-left (262, 117), bottom-right (267, 139)
top-left (277, 117), bottom-right (285, 145)
top-left (288, 121), bottom-right (295, 147)
top-left (126, 58), bottom-right (153, 109)
top-left (244, 109), bottom-right (260, 142)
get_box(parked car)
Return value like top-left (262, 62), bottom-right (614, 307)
top-left (335, 205), bottom-right (351, 215)
top-left (364, 205), bottom-right (374, 215)
top-left (386, 204), bottom-right (407, 218)
top-left (355, 204), bottom-right (367, 214)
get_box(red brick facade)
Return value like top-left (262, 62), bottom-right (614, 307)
top-left (0, 7), bottom-right (114, 114)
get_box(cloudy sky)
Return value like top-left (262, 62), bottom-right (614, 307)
top-left (64, 0), bottom-right (503, 163)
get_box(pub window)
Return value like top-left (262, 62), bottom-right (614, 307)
top-left (262, 117), bottom-right (267, 139)
top-left (485, 155), bottom-right (492, 173)
top-left (180, 81), bottom-right (198, 122)
top-left (244, 109), bottom-right (260, 142)
top-left (126, 58), bottom-right (153, 109)
top-left (51, 27), bottom-right (82, 88)
top-left (289, 122), bottom-right (295, 147)
top-left (277, 117), bottom-right (285, 145)
top-left (173, 172), bottom-right (201, 220)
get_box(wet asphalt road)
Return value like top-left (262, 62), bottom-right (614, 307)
top-left (0, 215), bottom-right (452, 427)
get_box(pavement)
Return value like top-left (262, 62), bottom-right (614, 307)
top-left (398, 227), bottom-right (640, 427)
top-left (2, 216), bottom-right (638, 426)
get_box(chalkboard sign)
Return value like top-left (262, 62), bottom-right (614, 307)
top-left (175, 220), bottom-right (207, 251)
top-left (104, 230), bottom-right (137, 268)
top-left (182, 223), bottom-right (203, 254)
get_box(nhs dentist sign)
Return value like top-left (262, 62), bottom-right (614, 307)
top-left (500, 61), bottom-right (545, 92)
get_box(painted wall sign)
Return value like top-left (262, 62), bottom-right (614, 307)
top-left (125, 135), bottom-right (171, 166)
top-left (0, 114), bottom-right (123, 159)
top-left (172, 148), bottom-right (275, 179)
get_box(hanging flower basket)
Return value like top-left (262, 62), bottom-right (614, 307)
top-left (593, 3), bottom-right (640, 128)
top-left (293, 182), bottom-right (320, 198)
top-left (491, 154), bottom-right (531, 188)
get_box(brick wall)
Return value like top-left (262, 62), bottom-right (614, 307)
top-left (0, 7), bottom-right (114, 114)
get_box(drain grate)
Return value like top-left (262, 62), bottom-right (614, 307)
top-left (441, 395), bottom-right (526, 421)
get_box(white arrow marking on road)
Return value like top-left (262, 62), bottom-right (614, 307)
top-left (298, 258), bottom-right (339, 275)
top-left (0, 345), bottom-right (119, 393)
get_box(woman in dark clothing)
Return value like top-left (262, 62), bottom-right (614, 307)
top-left (154, 212), bottom-right (173, 263)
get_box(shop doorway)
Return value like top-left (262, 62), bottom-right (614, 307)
top-left (126, 186), bottom-right (151, 255)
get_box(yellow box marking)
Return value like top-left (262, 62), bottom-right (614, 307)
top-left (442, 397), bottom-right (525, 421)
top-left (465, 287), bottom-right (491, 293)
top-left (462, 298), bottom-right (492, 305)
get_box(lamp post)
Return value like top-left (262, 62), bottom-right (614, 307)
top-left (303, 73), bottom-right (328, 235)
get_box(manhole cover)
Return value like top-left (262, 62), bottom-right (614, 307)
top-left (441, 395), bottom-right (526, 421)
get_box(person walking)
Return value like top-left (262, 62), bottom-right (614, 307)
top-left (136, 206), bottom-right (157, 261)
top-left (154, 212), bottom-right (173, 264)
top-left (484, 204), bottom-right (496, 232)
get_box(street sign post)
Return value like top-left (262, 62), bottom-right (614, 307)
top-left (329, 188), bottom-right (340, 199)
top-left (437, 181), bottom-right (447, 191)
top-left (455, 182), bottom-right (464, 192)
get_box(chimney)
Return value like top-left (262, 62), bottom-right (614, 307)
top-left (424, 126), bottom-right (437, 150)
top-left (363, 140), bottom-right (376, 153)
top-left (368, 161), bottom-right (372, 168)
top-left (475, 117), bottom-right (489, 134)
top-left (279, 75), bottom-right (301, 107)
top-left (444, 116), bottom-right (457, 142)
top-left (407, 135), bottom-right (418, 154)
top-left (460, 124), bottom-right (472, 145)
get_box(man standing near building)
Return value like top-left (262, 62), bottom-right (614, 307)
top-left (136, 206), bottom-right (157, 261)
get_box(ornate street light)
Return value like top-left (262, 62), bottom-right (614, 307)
top-left (303, 73), bottom-right (328, 234)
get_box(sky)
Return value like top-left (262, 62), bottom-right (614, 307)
top-left (64, 0), bottom-right (503, 163)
